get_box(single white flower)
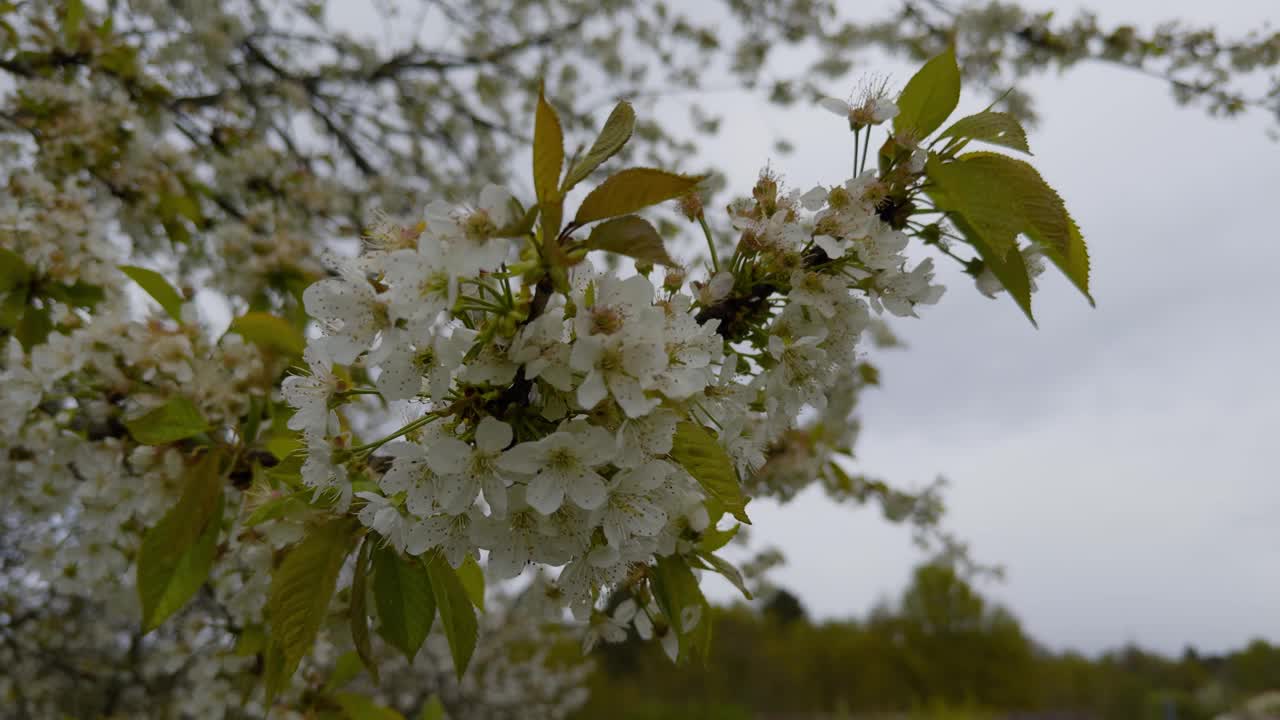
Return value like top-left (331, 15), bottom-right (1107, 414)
top-left (282, 347), bottom-right (341, 437)
top-left (583, 598), bottom-right (641, 653)
top-left (789, 270), bottom-right (848, 319)
top-left (459, 336), bottom-right (519, 387)
top-left (614, 408), bottom-right (679, 469)
top-left (511, 305), bottom-right (575, 391)
top-left (557, 543), bottom-right (645, 621)
top-left (572, 274), bottom-right (658, 338)
top-left (404, 510), bottom-right (476, 567)
top-left (426, 184), bottom-right (516, 274)
top-left (718, 413), bottom-right (768, 478)
top-left (570, 323), bottom-right (667, 418)
top-left (692, 271), bottom-right (734, 306)
top-left (381, 244), bottom-right (457, 325)
top-left (598, 460), bottom-right (672, 548)
top-left (300, 430), bottom-right (352, 512)
top-left (355, 491), bottom-right (407, 551)
top-left (819, 90), bottom-right (898, 128)
top-left (379, 427), bottom-right (470, 516)
top-left (874, 258), bottom-right (946, 317)
top-left (654, 298), bottom-right (722, 401)
top-left (471, 488), bottom-right (541, 579)
top-left (303, 256), bottom-right (386, 364)
top-left (856, 226), bottom-right (910, 271)
top-left (370, 326), bottom-right (476, 403)
top-left (440, 417), bottom-right (516, 516)
top-left (497, 424), bottom-right (615, 514)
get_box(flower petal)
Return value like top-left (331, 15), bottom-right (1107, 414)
top-left (567, 469), bottom-right (607, 510)
top-left (525, 472), bottom-right (566, 514)
top-left (475, 416), bottom-right (513, 452)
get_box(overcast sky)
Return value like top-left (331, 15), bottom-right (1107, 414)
top-left (686, 0), bottom-right (1280, 656)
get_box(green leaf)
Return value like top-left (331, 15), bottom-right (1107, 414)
top-left (63, 0), bottom-right (84, 43)
top-left (584, 215), bottom-right (676, 266)
top-left (229, 312), bottom-right (306, 357)
top-left (0, 247), bottom-right (29, 335)
top-left (333, 692), bottom-right (406, 720)
top-left (233, 624), bottom-right (267, 657)
top-left (162, 218), bottom-right (191, 245)
top-left (372, 544), bottom-right (436, 663)
top-left (957, 213), bottom-right (1036, 325)
top-left (895, 47), bottom-right (961, 138)
top-left (650, 555), bottom-right (712, 664)
top-left (926, 152), bottom-right (1091, 303)
top-left (669, 421), bottom-right (750, 525)
top-left (419, 696), bottom-right (445, 720)
top-left (0, 288), bottom-right (24, 332)
top-left (244, 490), bottom-right (309, 527)
top-left (324, 651), bottom-right (367, 692)
top-left (263, 644), bottom-right (289, 705)
top-left (563, 100), bottom-right (636, 190)
top-left (350, 538), bottom-right (379, 683)
top-left (939, 111), bottom-right (1031, 154)
top-left (697, 523), bottom-right (740, 553)
top-left (425, 553), bottom-right (478, 679)
top-left (137, 452), bottom-right (225, 632)
top-left (0, 289), bottom-right (24, 332)
top-left (119, 265), bottom-right (184, 322)
top-left (164, 191), bottom-right (204, 225)
top-left (0, 246), bottom-right (28, 292)
top-left (266, 517), bottom-right (357, 697)
top-left (124, 396), bottom-right (210, 445)
top-left (50, 281), bottom-right (105, 309)
top-left (497, 202), bottom-right (538, 238)
top-left (573, 168), bottom-right (705, 226)
top-left (533, 87), bottom-right (564, 203)
top-left (457, 554), bottom-right (486, 612)
top-left (699, 552), bottom-right (752, 600)
top-left (14, 305), bottom-right (51, 350)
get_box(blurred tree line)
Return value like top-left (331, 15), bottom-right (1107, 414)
top-left (574, 564), bottom-right (1280, 720)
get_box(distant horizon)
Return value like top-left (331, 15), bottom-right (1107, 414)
top-left (709, 578), bottom-right (1280, 662)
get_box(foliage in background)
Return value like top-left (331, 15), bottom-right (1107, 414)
top-left (577, 564), bottom-right (1280, 720)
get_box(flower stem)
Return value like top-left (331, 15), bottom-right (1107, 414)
top-left (698, 215), bottom-right (720, 272)
top-left (354, 412), bottom-right (442, 454)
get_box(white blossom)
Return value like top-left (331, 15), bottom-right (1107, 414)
top-left (498, 423), bottom-right (615, 514)
top-left (282, 347), bottom-right (341, 437)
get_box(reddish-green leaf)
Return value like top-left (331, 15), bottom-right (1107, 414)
top-left (563, 100), bottom-right (636, 190)
top-left (584, 215), bottom-right (675, 266)
top-left (533, 87), bottom-right (564, 203)
top-left (574, 168), bottom-right (705, 225)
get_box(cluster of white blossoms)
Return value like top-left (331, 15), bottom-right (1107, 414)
top-left (283, 95), bottom-right (946, 657)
